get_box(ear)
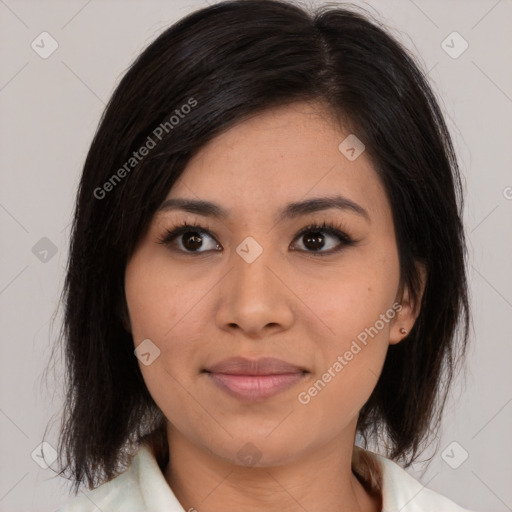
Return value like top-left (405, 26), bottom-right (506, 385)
top-left (389, 262), bottom-right (427, 345)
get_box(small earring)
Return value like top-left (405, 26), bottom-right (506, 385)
top-left (399, 328), bottom-right (407, 335)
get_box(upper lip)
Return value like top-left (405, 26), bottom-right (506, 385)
top-left (204, 357), bottom-right (307, 375)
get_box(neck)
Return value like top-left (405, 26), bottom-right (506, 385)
top-left (163, 424), bottom-right (381, 512)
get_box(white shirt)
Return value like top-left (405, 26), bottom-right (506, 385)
top-left (56, 443), bottom-right (475, 512)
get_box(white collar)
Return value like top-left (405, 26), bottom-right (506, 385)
top-left (62, 442), bottom-right (473, 511)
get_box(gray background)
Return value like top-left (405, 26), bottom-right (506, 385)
top-left (0, 0), bottom-right (511, 511)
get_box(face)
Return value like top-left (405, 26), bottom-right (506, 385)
top-left (124, 101), bottom-right (418, 467)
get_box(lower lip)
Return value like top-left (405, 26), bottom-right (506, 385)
top-left (206, 372), bottom-right (306, 401)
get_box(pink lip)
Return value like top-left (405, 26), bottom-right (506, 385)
top-left (204, 357), bottom-right (308, 402)
top-left (205, 356), bottom-right (307, 375)
top-left (207, 373), bottom-right (306, 401)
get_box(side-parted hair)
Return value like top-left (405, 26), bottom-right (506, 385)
top-left (47, 0), bottom-right (469, 494)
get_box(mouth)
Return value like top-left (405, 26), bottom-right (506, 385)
top-left (202, 356), bottom-right (309, 402)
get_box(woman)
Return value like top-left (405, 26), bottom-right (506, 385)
top-left (51, 0), bottom-right (474, 510)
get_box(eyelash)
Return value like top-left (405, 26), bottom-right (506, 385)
top-left (156, 220), bottom-right (356, 257)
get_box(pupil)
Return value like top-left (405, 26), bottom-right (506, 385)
top-left (183, 232), bottom-right (203, 250)
top-left (304, 231), bottom-right (324, 250)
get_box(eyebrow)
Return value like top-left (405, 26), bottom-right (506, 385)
top-left (157, 195), bottom-right (370, 223)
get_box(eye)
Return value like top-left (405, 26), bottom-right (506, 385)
top-left (290, 221), bottom-right (355, 256)
top-left (157, 220), bottom-right (356, 256)
top-left (157, 222), bottom-right (221, 253)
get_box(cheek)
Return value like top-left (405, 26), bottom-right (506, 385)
top-left (125, 257), bottom-right (207, 432)
top-left (295, 277), bottom-right (395, 431)
top-left (125, 246), bottom-right (206, 343)
top-left (293, 246), bottom-right (399, 412)
top-left (298, 246), bottom-right (400, 345)
top-left (124, 249), bottom-right (214, 404)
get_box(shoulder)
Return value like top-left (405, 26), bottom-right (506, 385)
top-left (54, 443), bottom-right (183, 512)
top-left (354, 446), bottom-right (476, 512)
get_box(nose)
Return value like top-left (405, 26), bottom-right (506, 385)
top-left (214, 242), bottom-right (294, 339)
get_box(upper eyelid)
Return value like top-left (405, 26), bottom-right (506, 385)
top-left (163, 220), bottom-right (350, 234)
top-left (160, 220), bottom-right (353, 245)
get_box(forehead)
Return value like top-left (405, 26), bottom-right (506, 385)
top-left (160, 102), bottom-right (390, 223)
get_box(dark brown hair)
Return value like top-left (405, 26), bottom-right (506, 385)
top-left (45, 0), bottom-right (470, 494)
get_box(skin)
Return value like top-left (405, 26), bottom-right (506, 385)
top-left (124, 101), bottom-right (424, 512)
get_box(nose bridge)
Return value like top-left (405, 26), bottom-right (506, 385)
top-left (231, 234), bottom-right (277, 301)
top-left (232, 236), bottom-right (277, 301)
